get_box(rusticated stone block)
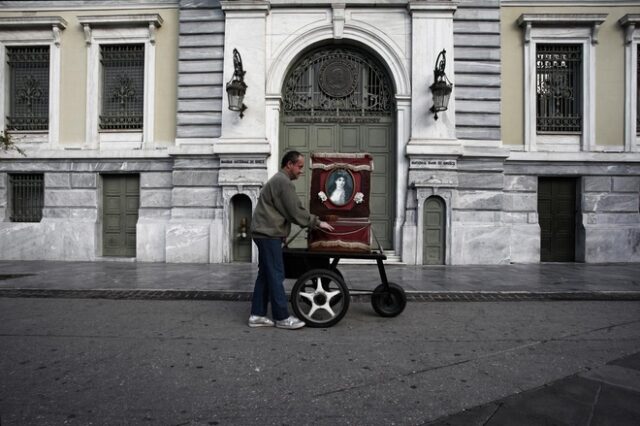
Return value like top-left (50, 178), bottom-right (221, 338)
top-left (71, 173), bottom-right (97, 189)
top-left (141, 172), bottom-right (172, 188)
top-left (583, 176), bottom-right (611, 192)
top-left (172, 170), bottom-right (218, 186)
top-left (172, 187), bottom-right (219, 207)
top-left (504, 175), bottom-right (537, 192)
top-left (45, 173), bottom-right (70, 188)
top-left (45, 190), bottom-right (97, 208)
top-left (503, 193), bottom-right (537, 212)
top-left (458, 172), bottom-right (504, 190)
top-left (452, 210), bottom-right (501, 223)
top-left (451, 225), bottom-right (510, 265)
top-left (165, 222), bottom-right (210, 263)
top-left (42, 208), bottom-right (70, 219)
top-left (141, 189), bottom-right (172, 208)
top-left (453, 190), bottom-right (503, 210)
top-left (612, 176), bottom-right (640, 193)
top-left (583, 194), bottom-right (639, 213)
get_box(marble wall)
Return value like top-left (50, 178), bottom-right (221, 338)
top-left (581, 175), bottom-right (640, 263)
top-left (1, 158), bottom-right (639, 264)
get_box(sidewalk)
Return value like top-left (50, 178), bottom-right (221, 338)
top-left (1, 260), bottom-right (639, 301)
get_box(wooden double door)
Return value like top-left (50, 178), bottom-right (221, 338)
top-left (102, 175), bottom-right (139, 257)
top-left (538, 178), bottom-right (577, 262)
top-left (281, 120), bottom-right (395, 249)
top-left (280, 46), bottom-right (396, 249)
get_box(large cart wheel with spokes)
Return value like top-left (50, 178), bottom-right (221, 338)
top-left (291, 268), bottom-right (350, 328)
top-left (371, 282), bottom-right (406, 317)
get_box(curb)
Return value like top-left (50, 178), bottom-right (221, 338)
top-left (1, 289), bottom-right (640, 302)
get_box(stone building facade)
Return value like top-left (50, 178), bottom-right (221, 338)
top-left (0, 0), bottom-right (638, 265)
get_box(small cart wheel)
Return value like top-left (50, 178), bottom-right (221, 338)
top-left (371, 282), bottom-right (406, 317)
top-left (291, 269), bottom-right (350, 328)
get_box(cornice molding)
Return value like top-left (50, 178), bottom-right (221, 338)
top-left (220, 1), bottom-right (270, 12)
top-left (518, 13), bottom-right (608, 44)
top-left (0, 16), bottom-right (67, 30)
top-left (77, 14), bottom-right (163, 45)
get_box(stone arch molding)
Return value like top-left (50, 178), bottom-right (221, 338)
top-left (264, 21), bottom-right (412, 253)
top-left (220, 187), bottom-right (260, 263)
top-left (267, 24), bottom-right (410, 97)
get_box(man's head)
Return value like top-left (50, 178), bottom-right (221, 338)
top-left (281, 150), bottom-right (305, 180)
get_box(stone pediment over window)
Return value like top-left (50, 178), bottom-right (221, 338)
top-left (78, 14), bottom-right (163, 45)
top-left (0, 16), bottom-right (67, 46)
top-left (518, 14), bottom-right (607, 45)
top-left (0, 16), bottom-right (67, 29)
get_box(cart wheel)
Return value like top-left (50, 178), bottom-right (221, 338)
top-left (291, 269), bottom-right (350, 328)
top-left (371, 282), bottom-right (406, 317)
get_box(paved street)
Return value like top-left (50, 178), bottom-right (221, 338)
top-left (1, 297), bottom-right (639, 425)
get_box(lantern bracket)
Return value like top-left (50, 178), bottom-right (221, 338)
top-left (226, 48), bottom-right (248, 118)
top-left (429, 49), bottom-right (453, 120)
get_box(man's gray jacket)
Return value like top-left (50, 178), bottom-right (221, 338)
top-left (251, 170), bottom-right (319, 239)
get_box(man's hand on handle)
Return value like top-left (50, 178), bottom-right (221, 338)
top-left (318, 221), bottom-right (335, 232)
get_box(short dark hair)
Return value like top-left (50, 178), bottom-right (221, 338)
top-left (281, 150), bottom-right (303, 168)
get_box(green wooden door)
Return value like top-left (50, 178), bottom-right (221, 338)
top-left (538, 178), bottom-right (576, 262)
top-left (281, 46), bottom-right (395, 249)
top-left (281, 121), bottom-right (394, 249)
top-left (423, 197), bottom-right (445, 265)
top-left (102, 175), bottom-right (139, 257)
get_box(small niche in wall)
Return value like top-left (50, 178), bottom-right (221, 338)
top-left (231, 194), bottom-right (252, 262)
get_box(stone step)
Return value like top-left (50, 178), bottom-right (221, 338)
top-left (338, 251), bottom-right (403, 265)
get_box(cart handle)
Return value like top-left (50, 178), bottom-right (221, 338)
top-left (284, 227), bottom-right (305, 248)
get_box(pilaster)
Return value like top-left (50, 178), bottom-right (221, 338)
top-left (407, 1), bottom-right (457, 153)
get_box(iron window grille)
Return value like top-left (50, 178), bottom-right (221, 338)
top-left (6, 46), bottom-right (50, 131)
top-left (536, 44), bottom-right (583, 133)
top-left (283, 48), bottom-right (393, 117)
top-left (99, 44), bottom-right (144, 131)
top-left (9, 174), bottom-right (44, 222)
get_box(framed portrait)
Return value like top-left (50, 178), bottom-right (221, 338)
top-left (325, 168), bottom-right (354, 206)
top-left (309, 152), bottom-right (372, 217)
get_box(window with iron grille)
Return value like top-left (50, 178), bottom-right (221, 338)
top-left (6, 46), bottom-right (50, 131)
top-left (9, 174), bottom-right (44, 222)
top-left (536, 44), bottom-right (583, 133)
top-left (99, 44), bottom-right (144, 130)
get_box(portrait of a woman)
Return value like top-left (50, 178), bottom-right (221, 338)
top-left (326, 169), bottom-right (354, 206)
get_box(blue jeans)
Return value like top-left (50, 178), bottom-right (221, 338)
top-left (251, 238), bottom-right (289, 321)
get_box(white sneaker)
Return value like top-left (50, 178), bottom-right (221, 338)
top-left (248, 315), bottom-right (275, 328)
top-left (275, 316), bottom-right (305, 330)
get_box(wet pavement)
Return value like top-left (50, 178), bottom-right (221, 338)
top-left (428, 351), bottom-right (640, 425)
top-left (0, 260), bottom-right (639, 300)
top-left (0, 297), bottom-right (638, 425)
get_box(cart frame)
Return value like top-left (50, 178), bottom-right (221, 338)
top-left (283, 242), bottom-right (406, 327)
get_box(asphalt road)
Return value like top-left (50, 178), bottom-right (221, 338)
top-left (1, 298), bottom-right (639, 425)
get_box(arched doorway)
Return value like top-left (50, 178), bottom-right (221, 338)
top-left (230, 194), bottom-right (252, 262)
top-left (280, 45), bottom-right (396, 249)
top-left (423, 197), bottom-right (446, 265)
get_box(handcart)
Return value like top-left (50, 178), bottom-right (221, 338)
top-left (283, 232), bottom-right (407, 328)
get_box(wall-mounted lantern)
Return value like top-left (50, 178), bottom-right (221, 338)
top-left (226, 48), bottom-right (247, 118)
top-left (429, 49), bottom-right (453, 120)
